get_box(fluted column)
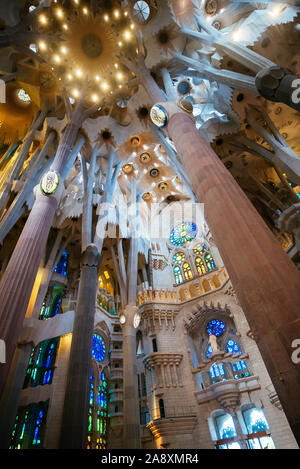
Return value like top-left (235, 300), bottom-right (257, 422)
top-left (0, 190), bottom-right (58, 396)
top-left (59, 244), bottom-right (99, 449)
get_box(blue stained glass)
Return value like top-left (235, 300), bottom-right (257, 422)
top-left (206, 319), bottom-right (226, 337)
top-left (227, 339), bottom-right (241, 355)
top-left (169, 222), bottom-right (197, 247)
top-left (54, 250), bottom-right (68, 276)
top-left (210, 363), bottom-right (225, 380)
top-left (92, 335), bottom-right (106, 362)
top-left (206, 345), bottom-right (213, 359)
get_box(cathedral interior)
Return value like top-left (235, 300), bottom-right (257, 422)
top-left (0, 0), bottom-right (300, 450)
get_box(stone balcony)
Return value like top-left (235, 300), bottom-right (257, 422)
top-left (146, 405), bottom-right (198, 445)
top-left (137, 268), bottom-right (229, 306)
top-left (195, 375), bottom-right (261, 407)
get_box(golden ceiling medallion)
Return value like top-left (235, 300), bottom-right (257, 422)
top-left (122, 163), bottom-right (134, 174)
top-left (142, 192), bottom-right (152, 201)
top-left (130, 135), bottom-right (141, 148)
top-left (158, 181), bottom-right (168, 192)
top-left (57, 14), bottom-right (118, 79)
top-left (205, 0), bottom-right (218, 15)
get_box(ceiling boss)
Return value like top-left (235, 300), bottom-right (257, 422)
top-left (35, 1), bottom-right (138, 103)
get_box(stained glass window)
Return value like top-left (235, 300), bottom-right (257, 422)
top-left (183, 262), bottom-right (193, 280)
top-left (206, 319), bottom-right (226, 337)
top-left (92, 335), bottom-right (106, 362)
top-left (243, 407), bottom-right (269, 434)
top-left (215, 413), bottom-right (236, 440)
top-left (205, 253), bottom-right (216, 271)
top-left (87, 369), bottom-right (108, 449)
top-left (23, 338), bottom-right (59, 388)
top-left (227, 339), bottom-right (241, 355)
top-left (206, 345), bottom-right (213, 359)
top-left (195, 257), bottom-right (207, 275)
top-left (193, 243), bottom-right (207, 255)
top-left (169, 222), bottom-right (197, 247)
top-left (174, 266), bottom-right (183, 285)
top-left (10, 401), bottom-right (49, 449)
top-left (172, 252), bottom-right (185, 265)
top-left (209, 363), bottom-right (225, 382)
top-left (39, 285), bottom-right (64, 320)
top-left (54, 250), bottom-right (68, 276)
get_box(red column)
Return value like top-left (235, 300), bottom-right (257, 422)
top-left (168, 112), bottom-right (300, 443)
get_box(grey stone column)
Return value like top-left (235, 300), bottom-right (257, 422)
top-left (59, 244), bottom-right (99, 449)
top-left (0, 343), bottom-right (32, 449)
top-left (256, 66), bottom-right (300, 112)
top-left (122, 305), bottom-right (141, 449)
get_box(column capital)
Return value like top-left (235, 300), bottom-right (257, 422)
top-left (81, 244), bottom-right (100, 267)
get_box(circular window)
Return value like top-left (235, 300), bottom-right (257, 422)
top-left (206, 319), bottom-right (226, 337)
top-left (92, 334), bottom-right (106, 362)
top-left (170, 222), bottom-right (197, 247)
top-left (133, 1), bottom-right (150, 23)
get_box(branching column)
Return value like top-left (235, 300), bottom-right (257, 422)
top-left (0, 121), bottom-right (82, 397)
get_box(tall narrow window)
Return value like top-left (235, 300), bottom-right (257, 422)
top-left (227, 339), bottom-right (249, 379)
top-left (10, 401), bottom-right (49, 449)
top-left (87, 368), bottom-right (108, 449)
top-left (54, 250), bottom-right (68, 276)
top-left (205, 253), bottom-right (216, 271)
top-left (195, 257), bottom-right (207, 275)
top-left (183, 262), bottom-right (193, 280)
top-left (174, 266), bottom-right (183, 285)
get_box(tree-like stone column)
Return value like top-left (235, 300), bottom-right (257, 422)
top-left (0, 93), bottom-right (90, 397)
top-left (59, 244), bottom-right (99, 449)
